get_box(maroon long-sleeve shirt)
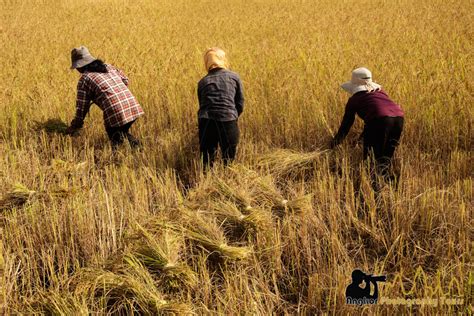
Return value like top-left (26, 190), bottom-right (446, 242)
top-left (333, 90), bottom-right (404, 144)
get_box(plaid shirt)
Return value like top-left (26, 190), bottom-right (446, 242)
top-left (71, 64), bottom-right (144, 129)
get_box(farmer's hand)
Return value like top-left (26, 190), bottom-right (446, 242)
top-left (65, 126), bottom-right (80, 136)
top-left (66, 118), bottom-right (83, 136)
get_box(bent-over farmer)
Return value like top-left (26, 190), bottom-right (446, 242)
top-left (67, 46), bottom-right (144, 148)
top-left (197, 47), bottom-right (244, 167)
top-left (331, 67), bottom-right (404, 183)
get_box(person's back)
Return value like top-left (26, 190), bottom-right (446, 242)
top-left (80, 64), bottom-right (142, 128)
top-left (197, 47), bottom-right (244, 167)
top-left (331, 67), bottom-right (405, 188)
top-left (347, 90), bottom-right (404, 124)
top-left (198, 68), bottom-right (243, 122)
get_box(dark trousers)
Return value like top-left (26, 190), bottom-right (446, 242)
top-left (105, 120), bottom-right (140, 149)
top-left (363, 116), bottom-right (404, 184)
top-left (198, 118), bottom-right (239, 167)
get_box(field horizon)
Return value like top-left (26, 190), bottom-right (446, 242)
top-left (1, 0), bottom-right (472, 314)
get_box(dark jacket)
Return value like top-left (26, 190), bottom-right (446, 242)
top-left (197, 68), bottom-right (244, 121)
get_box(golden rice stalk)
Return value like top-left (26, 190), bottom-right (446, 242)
top-left (207, 202), bottom-right (273, 241)
top-left (186, 165), bottom-right (261, 211)
top-left (50, 159), bottom-right (88, 175)
top-left (271, 194), bottom-right (314, 217)
top-left (285, 194), bottom-right (313, 213)
top-left (127, 223), bottom-right (198, 290)
top-left (0, 183), bottom-right (36, 211)
top-left (24, 290), bottom-right (89, 315)
top-left (46, 186), bottom-right (82, 198)
top-left (138, 212), bottom-right (251, 260)
top-left (257, 149), bottom-right (329, 179)
top-left (0, 233), bottom-right (4, 286)
top-left (244, 207), bottom-right (274, 235)
top-left (181, 211), bottom-right (251, 261)
top-left (251, 174), bottom-right (286, 207)
top-left (70, 264), bottom-right (193, 315)
top-left (213, 176), bottom-right (252, 208)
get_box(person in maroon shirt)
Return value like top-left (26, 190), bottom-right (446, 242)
top-left (331, 67), bottom-right (404, 183)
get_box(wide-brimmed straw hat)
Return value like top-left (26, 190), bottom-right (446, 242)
top-left (341, 67), bottom-right (381, 95)
top-left (70, 46), bottom-right (96, 69)
top-left (204, 47), bottom-right (228, 71)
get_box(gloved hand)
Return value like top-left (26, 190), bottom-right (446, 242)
top-left (65, 126), bottom-right (80, 136)
top-left (66, 118), bottom-right (83, 136)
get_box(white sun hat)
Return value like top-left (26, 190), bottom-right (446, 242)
top-left (341, 67), bottom-right (382, 95)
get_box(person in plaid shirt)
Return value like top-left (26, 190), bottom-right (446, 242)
top-left (67, 46), bottom-right (144, 148)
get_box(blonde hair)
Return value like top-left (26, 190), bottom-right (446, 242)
top-left (204, 47), bottom-right (228, 71)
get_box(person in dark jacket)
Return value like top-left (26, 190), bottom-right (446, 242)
top-left (197, 47), bottom-right (244, 167)
top-left (331, 67), bottom-right (404, 183)
top-left (66, 46), bottom-right (144, 148)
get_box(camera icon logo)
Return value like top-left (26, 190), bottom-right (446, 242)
top-left (346, 269), bottom-right (387, 305)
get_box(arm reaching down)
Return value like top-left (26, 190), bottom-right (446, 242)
top-left (331, 104), bottom-right (356, 148)
top-left (69, 76), bottom-right (93, 131)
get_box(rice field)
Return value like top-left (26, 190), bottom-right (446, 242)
top-left (0, 0), bottom-right (472, 314)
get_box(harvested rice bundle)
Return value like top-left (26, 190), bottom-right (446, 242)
top-left (245, 174), bottom-right (312, 216)
top-left (257, 149), bottom-right (329, 180)
top-left (33, 118), bottom-right (69, 134)
top-left (285, 194), bottom-right (313, 213)
top-left (0, 183), bottom-right (81, 212)
top-left (70, 265), bottom-right (192, 315)
top-left (25, 290), bottom-right (89, 315)
top-left (251, 174), bottom-right (286, 207)
top-left (186, 166), bottom-right (260, 211)
top-left (182, 212), bottom-right (251, 261)
top-left (225, 164), bottom-right (263, 187)
top-left (127, 224), bottom-right (197, 290)
top-left (0, 183), bottom-right (36, 211)
top-left (139, 214), bottom-right (251, 261)
top-left (271, 194), bottom-right (314, 217)
top-left (213, 176), bottom-right (252, 208)
top-left (207, 201), bottom-right (273, 241)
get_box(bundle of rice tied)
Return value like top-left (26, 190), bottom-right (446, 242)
top-left (25, 290), bottom-right (89, 315)
top-left (257, 149), bottom-right (329, 180)
top-left (33, 118), bottom-right (69, 134)
top-left (207, 201), bottom-right (273, 241)
top-left (251, 174), bottom-right (287, 208)
top-left (246, 175), bottom-right (312, 216)
top-left (211, 176), bottom-right (252, 209)
top-left (70, 263), bottom-right (192, 315)
top-left (284, 194), bottom-right (314, 214)
top-left (181, 211), bottom-right (251, 261)
top-left (127, 223), bottom-right (197, 291)
top-left (0, 183), bottom-right (36, 211)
